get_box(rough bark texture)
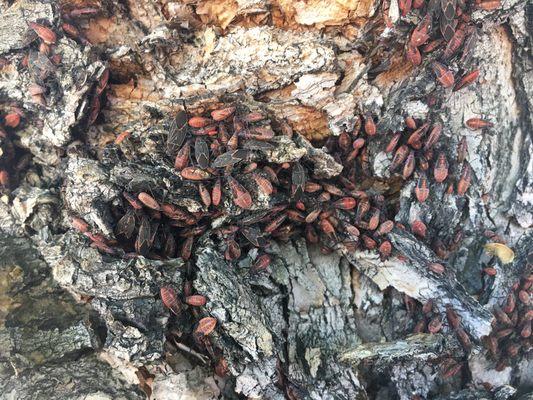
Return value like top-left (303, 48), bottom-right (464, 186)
top-left (0, 0), bottom-right (531, 399)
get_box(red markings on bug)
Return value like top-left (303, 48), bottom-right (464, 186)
top-left (195, 317), bottom-right (217, 336)
top-left (160, 286), bottom-right (180, 315)
top-left (28, 22), bottom-right (56, 44)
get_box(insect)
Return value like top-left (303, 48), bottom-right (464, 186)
top-left (28, 22), bottom-right (56, 44)
top-left (185, 295), bottom-right (207, 306)
top-left (446, 305), bottom-right (461, 329)
top-left (166, 111), bottom-right (188, 156)
top-left (212, 149), bottom-right (250, 168)
top-left (305, 209), bottom-right (321, 224)
top-left (252, 173), bottom-right (274, 195)
top-left (428, 317), bottom-right (442, 333)
top-left (115, 209), bottom-right (136, 238)
top-left (407, 123), bottom-right (429, 146)
top-left (402, 150), bottom-right (415, 179)
top-left (440, 0), bottom-right (457, 41)
top-left (364, 114), bottom-right (377, 136)
top-left (195, 138), bottom-right (210, 169)
top-left (4, 113), bottom-right (20, 128)
top-left (410, 15), bottom-right (432, 47)
top-left (319, 218), bottom-right (337, 239)
top-left (211, 106), bottom-right (235, 121)
top-left (422, 39), bottom-right (444, 53)
top-left (478, 0), bottom-right (500, 10)
top-left (138, 192), bottom-right (161, 210)
top-left (97, 68), bottom-right (109, 95)
top-left (423, 124), bottom-right (442, 151)
top-left (428, 262), bottom-right (445, 274)
top-left (181, 167), bottom-right (212, 180)
top-left (433, 153), bottom-right (449, 183)
top-left (67, 7), bottom-right (101, 18)
top-left (291, 162), bottom-right (306, 200)
top-left (160, 286), bottom-right (181, 315)
top-left (456, 162), bottom-right (472, 195)
top-left (454, 69), bottom-right (479, 92)
top-left (188, 116), bottom-right (212, 128)
top-left (406, 44), bottom-right (422, 66)
top-left (88, 96), bottom-right (100, 125)
top-left (181, 236), bottom-right (194, 260)
top-left (115, 131), bottom-right (131, 145)
top-left (456, 136), bottom-right (468, 163)
top-left (224, 237), bottom-right (241, 260)
top-left (174, 141), bottom-right (191, 170)
top-left (376, 220), bottom-right (394, 235)
top-left (466, 118), bottom-right (493, 130)
top-left (71, 216), bottom-right (90, 233)
top-left (385, 133), bottom-right (402, 153)
top-left (241, 227), bottom-right (269, 247)
top-left (390, 145), bottom-right (409, 171)
top-left (62, 22), bottom-right (80, 39)
top-left (405, 117), bottom-right (417, 130)
top-left (227, 176), bottom-right (252, 209)
top-left (198, 183), bottom-right (211, 207)
top-left (195, 317), bottom-right (217, 336)
top-left (353, 197), bottom-right (369, 222)
top-left (251, 254), bottom-right (271, 273)
top-left (411, 220), bottom-right (427, 238)
top-left (378, 241), bottom-right (392, 259)
top-left (333, 197), bottom-right (357, 210)
top-left (399, 0), bottom-right (412, 15)
top-left (432, 62), bottom-right (455, 88)
top-left (135, 216), bottom-right (152, 255)
top-left (211, 178), bottom-right (222, 206)
top-left (456, 327), bottom-right (472, 350)
top-left (415, 173), bottom-right (430, 202)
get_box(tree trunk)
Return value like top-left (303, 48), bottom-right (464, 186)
top-left (0, 0), bottom-right (531, 399)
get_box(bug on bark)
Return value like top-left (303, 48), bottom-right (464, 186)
top-left (181, 167), bottom-right (212, 180)
top-left (402, 150), bottom-right (416, 179)
top-left (410, 15), bottom-right (432, 47)
top-left (411, 220), bottom-right (427, 238)
top-left (195, 317), bottom-right (217, 336)
top-left (457, 162), bottom-right (472, 195)
top-left (433, 153), bottom-right (449, 183)
top-left (138, 192), bottom-right (161, 210)
top-left (364, 113), bottom-right (377, 136)
top-left (174, 142), bottom-right (191, 170)
top-left (454, 69), bottom-right (480, 91)
top-left (390, 145), bottom-right (410, 171)
top-left (406, 44), bottom-right (422, 66)
top-left (432, 62), bottom-right (455, 88)
top-left (466, 118), bottom-right (493, 129)
top-left (186, 295), bottom-right (207, 306)
top-left (160, 286), bottom-right (180, 315)
top-left (29, 22), bottom-right (56, 44)
top-left (251, 254), bottom-right (271, 273)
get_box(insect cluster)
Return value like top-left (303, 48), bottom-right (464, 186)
top-left (23, 12), bottom-right (107, 121)
top-left (73, 104), bottom-right (410, 263)
top-left (69, 100), bottom-right (452, 375)
top-left (483, 270), bottom-right (532, 372)
top-left (55, 0), bottom-right (513, 384)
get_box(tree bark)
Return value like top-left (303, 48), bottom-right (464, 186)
top-left (0, 0), bottom-right (531, 399)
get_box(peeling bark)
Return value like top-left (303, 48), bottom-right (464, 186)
top-left (0, 0), bottom-right (531, 399)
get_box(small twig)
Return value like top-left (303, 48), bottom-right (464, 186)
top-left (9, 359), bottom-right (19, 377)
top-left (172, 338), bottom-right (208, 364)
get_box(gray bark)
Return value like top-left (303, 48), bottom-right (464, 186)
top-left (0, 0), bottom-right (531, 399)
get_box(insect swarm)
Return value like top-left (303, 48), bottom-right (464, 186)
top-left (56, 0), bottom-right (512, 388)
